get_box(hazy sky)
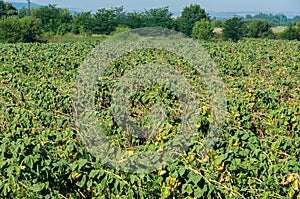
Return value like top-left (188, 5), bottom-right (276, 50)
top-left (8, 0), bottom-right (300, 13)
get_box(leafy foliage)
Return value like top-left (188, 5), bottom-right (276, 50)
top-left (176, 4), bottom-right (209, 37)
top-left (244, 13), bottom-right (289, 26)
top-left (0, 0), bottom-right (17, 17)
top-left (31, 5), bottom-right (72, 35)
top-left (71, 12), bottom-right (93, 36)
top-left (143, 7), bottom-right (173, 28)
top-left (1, 3), bottom-right (300, 42)
top-left (279, 24), bottom-right (299, 40)
top-left (192, 19), bottom-right (214, 40)
top-left (247, 20), bottom-right (274, 38)
top-left (211, 19), bottom-right (224, 28)
top-left (0, 16), bottom-right (42, 43)
top-left (93, 7), bottom-right (126, 35)
top-left (0, 39), bottom-right (299, 198)
top-left (222, 17), bottom-right (246, 42)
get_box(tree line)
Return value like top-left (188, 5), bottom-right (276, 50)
top-left (0, 1), bottom-right (300, 43)
top-left (244, 13), bottom-right (299, 26)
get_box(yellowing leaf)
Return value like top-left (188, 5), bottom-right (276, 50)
top-left (158, 170), bottom-right (167, 175)
top-left (292, 179), bottom-right (299, 191)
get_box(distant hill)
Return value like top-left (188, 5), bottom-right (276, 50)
top-left (10, 2), bottom-right (42, 10)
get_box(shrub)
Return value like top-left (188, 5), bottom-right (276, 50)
top-left (279, 24), bottom-right (299, 40)
top-left (222, 17), bottom-right (245, 42)
top-left (111, 26), bottom-right (131, 35)
top-left (247, 20), bottom-right (273, 38)
top-left (192, 19), bottom-right (214, 40)
top-left (0, 16), bottom-right (42, 43)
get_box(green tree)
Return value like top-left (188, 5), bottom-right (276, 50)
top-left (124, 12), bottom-right (146, 29)
top-left (56, 9), bottom-right (72, 35)
top-left (31, 5), bottom-right (72, 35)
top-left (18, 7), bottom-right (27, 18)
top-left (296, 20), bottom-right (300, 40)
top-left (31, 5), bottom-right (60, 33)
top-left (222, 17), bottom-right (245, 42)
top-left (144, 7), bottom-right (172, 28)
top-left (250, 13), bottom-right (288, 26)
top-left (0, 0), bottom-right (17, 17)
top-left (0, 16), bottom-right (41, 43)
top-left (192, 19), bottom-right (214, 40)
top-left (247, 20), bottom-right (273, 38)
top-left (211, 19), bottom-right (224, 28)
top-left (71, 12), bottom-right (93, 35)
top-left (94, 7), bottom-right (126, 35)
top-left (245, 14), bottom-right (253, 20)
top-left (177, 4), bottom-right (209, 37)
top-left (19, 16), bottom-right (42, 42)
top-left (0, 16), bottom-right (19, 43)
top-left (289, 16), bottom-right (300, 25)
top-left (279, 24), bottom-right (298, 40)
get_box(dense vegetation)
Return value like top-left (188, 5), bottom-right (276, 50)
top-left (243, 13), bottom-right (300, 26)
top-left (0, 1), bottom-right (299, 198)
top-left (0, 1), bottom-right (300, 42)
top-left (0, 37), bottom-right (299, 198)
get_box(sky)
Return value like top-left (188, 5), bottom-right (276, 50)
top-left (7, 0), bottom-right (300, 13)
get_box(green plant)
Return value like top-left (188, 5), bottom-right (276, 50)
top-left (111, 26), bottom-right (131, 35)
top-left (279, 24), bottom-right (299, 40)
top-left (0, 38), bottom-right (299, 198)
top-left (176, 4), bottom-right (209, 37)
top-left (247, 19), bottom-right (273, 38)
top-left (192, 19), bottom-right (214, 40)
top-left (0, 16), bottom-right (42, 43)
top-left (222, 17), bottom-right (245, 42)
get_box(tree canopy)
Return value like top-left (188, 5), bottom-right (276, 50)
top-left (245, 13), bottom-right (288, 26)
top-left (0, 0), bottom-right (17, 17)
top-left (192, 19), bottom-right (214, 40)
top-left (247, 20), bottom-right (273, 38)
top-left (0, 16), bottom-right (41, 43)
top-left (279, 24), bottom-right (299, 40)
top-left (222, 17), bottom-right (245, 42)
top-left (176, 4), bottom-right (209, 36)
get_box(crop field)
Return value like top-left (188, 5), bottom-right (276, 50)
top-left (0, 38), bottom-right (299, 198)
